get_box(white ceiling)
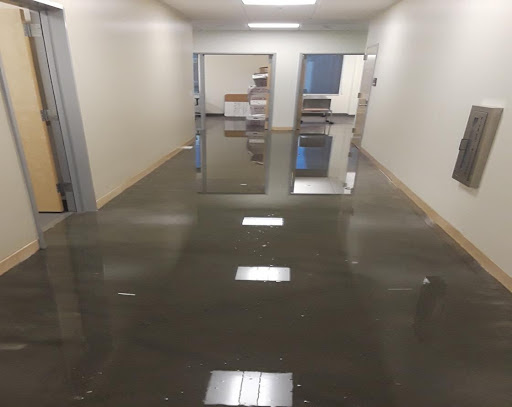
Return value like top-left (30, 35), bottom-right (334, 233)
top-left (162, 0), bottom-right (400, 31)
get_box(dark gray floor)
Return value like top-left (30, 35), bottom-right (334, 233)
top-left (37, 212), bottom-right (72, 232)
top-left (1, 131), bottom-right (511, 407)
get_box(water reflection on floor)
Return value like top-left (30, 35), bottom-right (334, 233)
top-left (196, 117), bottom-right (267, 194)
top-left (197, 115), bottom-right (359, 195)
top-left (292, 115), bottom-right (358, 195)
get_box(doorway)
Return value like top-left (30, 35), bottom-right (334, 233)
top-left (0, 0), bottom-right (95, 245)
top-left (290, 53), bottom-right (365, 195)
top-left (194, 53), bottom-right (276, 194)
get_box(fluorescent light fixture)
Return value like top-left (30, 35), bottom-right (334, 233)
top-left (243, 0), bottom-right (316, 5)
top-left (248, 23), bottom-right (300, 29)
top-left (242, 217), bottom-right (284, 226)
top-left (236, 267), bottom-right (291, 282)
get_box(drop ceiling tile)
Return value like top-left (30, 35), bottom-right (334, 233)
top-left (245, 5), bottom-right (316, 22)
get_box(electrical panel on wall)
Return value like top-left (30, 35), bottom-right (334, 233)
top-left (452, 106), bottom-right (503, 188)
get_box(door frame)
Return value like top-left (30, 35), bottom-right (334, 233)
top-left (0, 56), bottom-right (47, 248)
top-left (0, 0), bottom-right (96, 248)
top-left (292, 53), bottom-right (366, 132)
top-left (194, 52), bottom-right (277, 195)
top-left (354, 44), bottom-right (379, 140)
top-left (194, 52), bottom-right (277, 132)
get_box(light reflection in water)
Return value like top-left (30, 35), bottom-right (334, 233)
top-left (204, 371), bottom-right (293, 407)
top-left (236, 267), bottom-right (291, 282)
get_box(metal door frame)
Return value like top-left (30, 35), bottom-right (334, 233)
top-left (195, 52), bottom-right (277, 132)
top-left (0, 0), bottom-right (97, 249)
top-left (0, 56), bottom-right (47, 248)
top-left (290, 52), bottom-right (366, 196)
top-left (292, 53), bottom-right (366, 132)
top-left (357, 44), bottom-right (379, 139)
top-left (27, 9), bottom-right (77, 210)
top-left (195, 52), bottom-right (277, 195)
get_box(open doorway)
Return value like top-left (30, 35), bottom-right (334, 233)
top-left (0, 0), bottom-right (95, 244)
top-left (290, 53), bottom-right (364, 195)
top-left (194, 53), bottom-right (275, 194)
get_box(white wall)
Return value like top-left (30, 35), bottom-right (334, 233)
top-left (330, 55), bottom-right (365, 115)
top-left (194, 30), bottom-right (367, 128)
top-left (363, 0), bottom-right (512, 277)
top-left (61, 0), bottom-right (195, 200)
top-left (205, 55), bottom-right (269, 114)
top-left (0, 90), bottom-right (38, 268)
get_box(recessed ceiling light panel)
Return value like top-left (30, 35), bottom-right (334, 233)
top-left (248, 23), bottom-right (301, 29)
top-left (243, 0), bottom-right (316, 5)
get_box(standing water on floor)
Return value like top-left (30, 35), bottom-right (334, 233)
top-left (0, 116), bottom-right (511, 407)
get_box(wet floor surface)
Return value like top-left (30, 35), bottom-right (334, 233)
top-left (1, 125), bottom-right (512, 406)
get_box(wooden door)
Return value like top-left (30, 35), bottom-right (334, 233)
top-left (0, 9), bottom-right (63, 212)
top-left (353, 45), bottom-right (379, 139)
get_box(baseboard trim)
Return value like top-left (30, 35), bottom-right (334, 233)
top-left (272, 127), bottom-right (293, 132)
top-left (0, 240), bottom-right (39, 277)
top-left (359, 146), bottom-right (512, 293)
top-left (96, 137), bottom-right (195, 209)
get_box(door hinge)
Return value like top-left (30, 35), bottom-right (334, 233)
top-left (40, 109), bottom-right (58, 122)
top-left (40, 109), bottom-right (50, 122)
top-left (364, 54), bottom-right (368, 61)
top-left (23, 23), bottom-right (42, 38)
top-left (56, 182), bottom-right (73, 194)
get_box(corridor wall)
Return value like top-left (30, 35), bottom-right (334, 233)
top-left (194, 30), bottom-right (367, 129)
top-left (363, 0), bottom-right (512, 281)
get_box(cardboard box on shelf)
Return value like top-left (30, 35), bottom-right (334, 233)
top-left (252, 73), bottom-right (268, 87)
top-left (224, 94), bottom-right (249, 117)
top-left (250, 99), bottom-right (267, 115)
top-left (248, 86), bottom-right (269, 100)
top-left (250, 106), bottom-right (265, 115)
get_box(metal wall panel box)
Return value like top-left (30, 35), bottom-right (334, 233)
top-left (452, 106), bottom-right (503, 188)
